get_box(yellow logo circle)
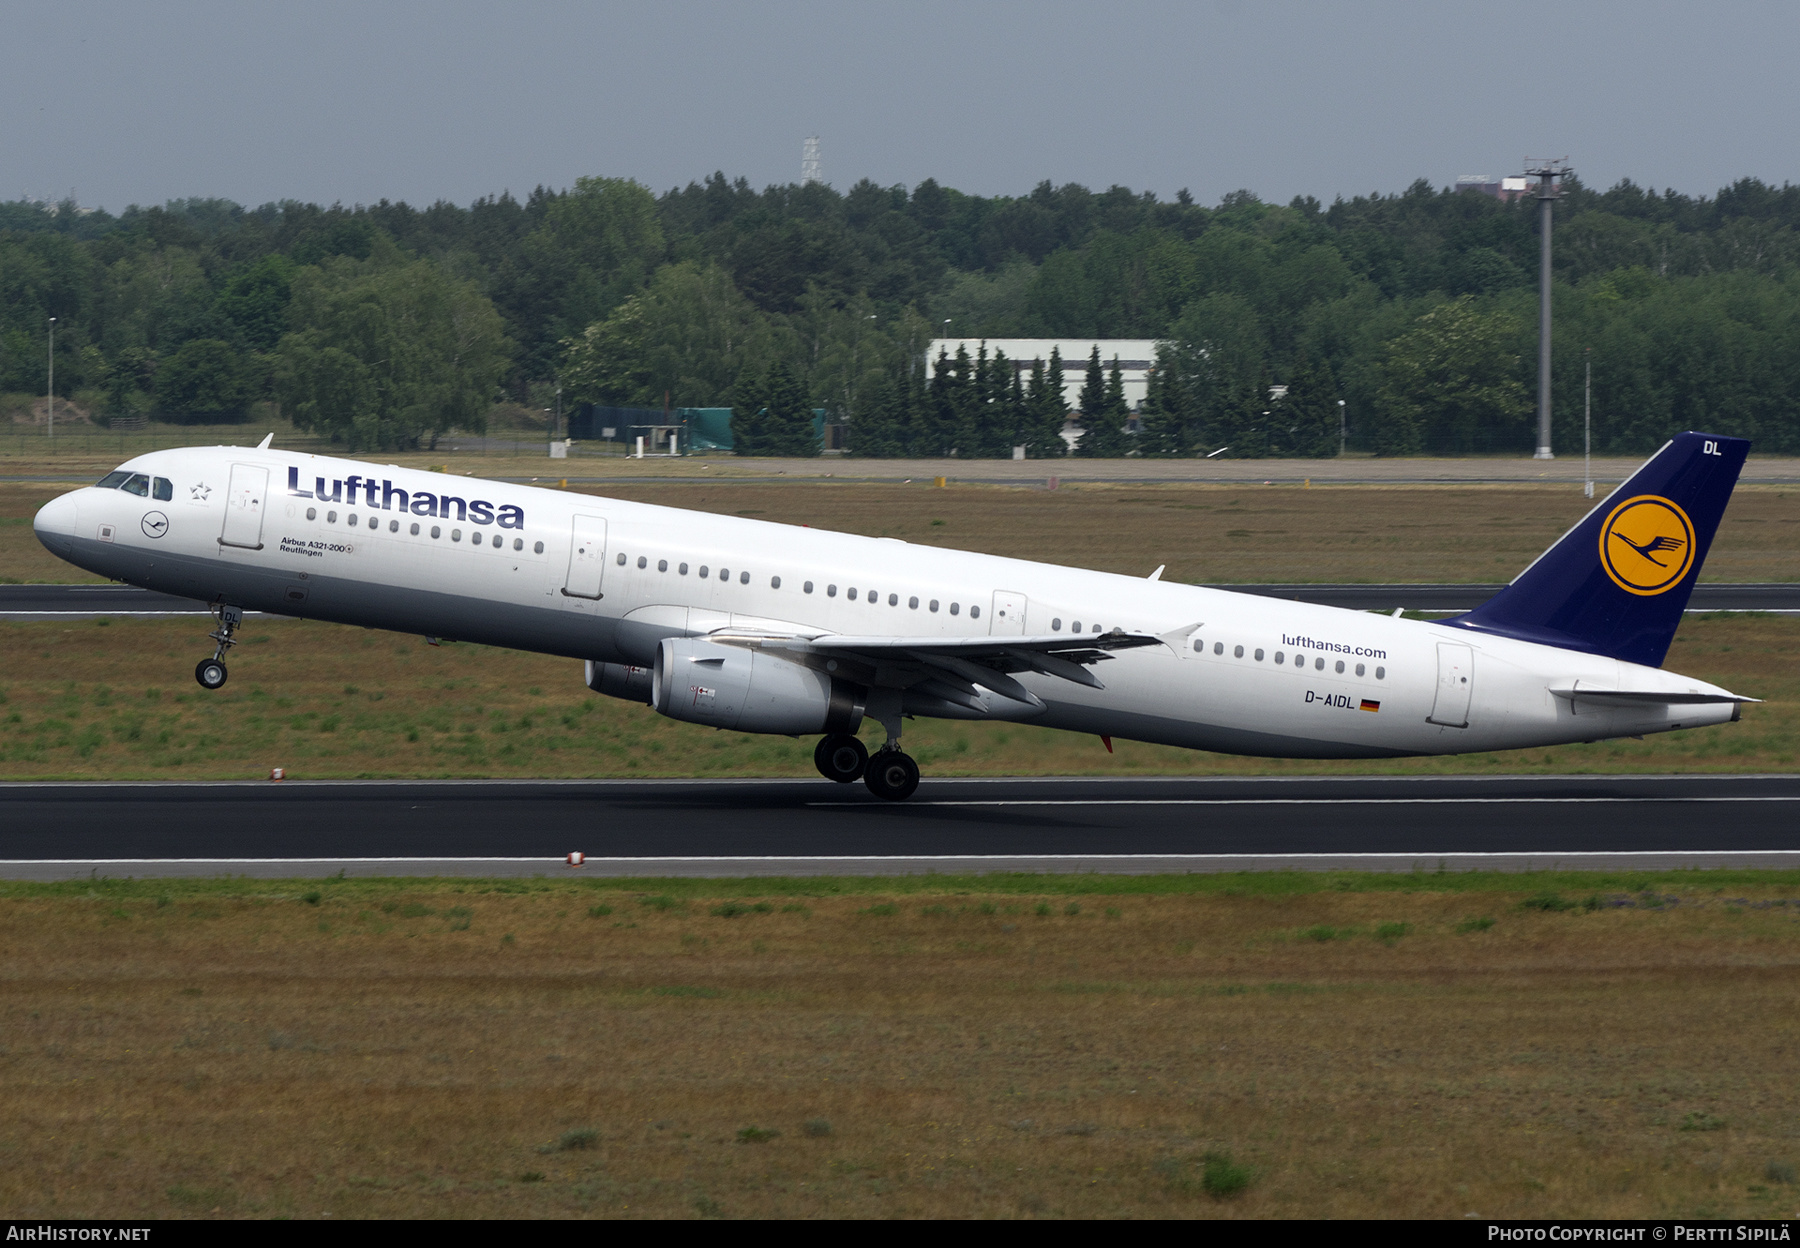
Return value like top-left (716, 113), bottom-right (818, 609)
top-left (1598, 494), bottom-right (1696, 596)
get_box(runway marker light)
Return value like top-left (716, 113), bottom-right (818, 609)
top-left (270, 767), bottom-right (285, 781)
top-left (566, 851), bottom-right (585, 868)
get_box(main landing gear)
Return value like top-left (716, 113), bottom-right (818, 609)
top-left (862, 748), bottom-right (920, 802)
top-left (194, 603), bottom-right (244, 690)
top-left (814, 733), bottom-right (868, 783)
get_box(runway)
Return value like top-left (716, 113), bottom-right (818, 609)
top-left (6, 582), bottom-right (1799, 619)
top-left (3, 774), bottom-right (1797, 880)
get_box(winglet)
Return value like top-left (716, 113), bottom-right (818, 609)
top-left (1147, 565), bottom-right (1164, 581)
top-left (256, 432), bottom-right (274, 450)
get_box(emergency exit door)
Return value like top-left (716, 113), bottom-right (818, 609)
top-left (991, 590), bottom-right (1028, 635)
top-left (1427, 642), bottom-right (1474, 728)
top-left (219, 464), bottom-right (268, 550)
top-left (562, 515), bottom-right (608, 599)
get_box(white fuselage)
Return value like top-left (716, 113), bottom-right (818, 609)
top-left (33, 446), bottom-right (1741, 758)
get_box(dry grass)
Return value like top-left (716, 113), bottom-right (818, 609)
top-left (3, 873), bottom-right (1799, 1218)
top-left (7, 477), bottom-right (1800, 585)
top-left (0, 613), bottom-right (1792, 780)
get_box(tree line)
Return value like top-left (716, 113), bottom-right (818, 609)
top-left (6, 170), bottom-right (1800, 453)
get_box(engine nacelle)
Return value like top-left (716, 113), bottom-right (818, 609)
top-left (652, 637), bottom-right (863, 735)
top-left (585, 659), bottom-right (653, 704)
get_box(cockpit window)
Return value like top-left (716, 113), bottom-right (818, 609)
top-left (96, 471), bottom-right (132, 489)
top-left (120, 474), bottom-right (150, 497)
top-left (152, 477), bottom-right (173, 501)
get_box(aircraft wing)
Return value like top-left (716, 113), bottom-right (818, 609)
top-left (702, 628), bottom-right (1164, 706)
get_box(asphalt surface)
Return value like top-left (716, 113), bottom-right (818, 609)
top-left (2, 775), bottom-right (1797, 879)
top-left (6, 582), bottom-right (1798, 619)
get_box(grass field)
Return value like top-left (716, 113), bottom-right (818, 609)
top-left (0, 613), bottom-right (1792, 780)
top-left (3, 870), bottom-right (1799, 1219)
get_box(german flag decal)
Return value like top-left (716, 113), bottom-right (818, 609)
top-left (1359, 699), bottom-right (1381, 712)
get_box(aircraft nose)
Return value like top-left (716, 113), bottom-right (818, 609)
top-left (34, 491), bottom-right (79, 555)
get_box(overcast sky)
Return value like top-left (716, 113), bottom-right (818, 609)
top-left (5, 1), bottom-right (1797, 213)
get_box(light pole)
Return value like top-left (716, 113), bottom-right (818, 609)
top-left (1526, 157), bottom-right (1572, 460)
top-left (1583, 347), bottom-right (1593, 499)
top-left (47, 317), bottom-right (55, 442)
top-left (1337, 398), bottom-right (1346, 457)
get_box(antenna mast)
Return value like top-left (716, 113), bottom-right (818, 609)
top-left (801, 135), bottom-right (821, 186)
top-left (1525, 156), bottom-right (1573, 460)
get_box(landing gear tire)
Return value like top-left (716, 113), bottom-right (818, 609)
top-left (195, 658), bottom-right (228, 690)
top-left (815, 733), bottom-right (868, 783)
top-left (863, 750), bottom-right (920, 802)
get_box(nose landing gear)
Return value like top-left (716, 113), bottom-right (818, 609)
top-left (195, 603), bottom-right (244, 690)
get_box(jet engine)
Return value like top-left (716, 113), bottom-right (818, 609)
top-left (585, 659), bottom-right (653, 704)
top-left (652, 637), bottom-right (864, 735)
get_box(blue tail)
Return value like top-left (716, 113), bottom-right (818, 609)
top-left (1447, 432), bottom-right (1749, 667)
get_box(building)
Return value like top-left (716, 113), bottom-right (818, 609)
top-left (1454, 175), bottom-right (1530, 202)
top-left (926, 339), bottom-right (1160, 411)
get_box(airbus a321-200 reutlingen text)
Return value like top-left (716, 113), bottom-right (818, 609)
top-left (33, 431), bottom-right (1755, 800)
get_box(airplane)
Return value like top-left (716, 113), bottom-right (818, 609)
top-left (32, 430), bottom-right (1754, 801)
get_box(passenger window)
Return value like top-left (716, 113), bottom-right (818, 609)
top-left (950, 603), bottom-right (960, 615)
top-left (637, 556), bottom-right (647, 569)
top-left (889, 593), bottom-right (898, 606)
top-left (1053, 618), bottom-right (1063, 631)
top-left (1335, 660), bottom-right (1345, 673)
top-left (617, 553), bottom-right (627, 565)
top-left (518, 539), bottom-right (527, 552)
top-left (451, 529), bottom-right (462, 542)
top-left (371, 516), bottom-right (380, 530)
top-left (929, 600), bottom-right (939, 613)
top-left (152, 477), bottom-right (173, 501)
top-left (1375, 666), bottom-right (1386, 680)
top-left (327, 511), bottom-right (338, 524)
top-left (1072, 620), bottom-right (1080, 631)
top-left (771, 576), bottom-right (781, 589)
top-left (848, 588), bottom-right (858, 601)
top-left (1192, 638), bottom-right (1203, 652)
top-left (96, 471), bottom-right (132, 489)
top-left (389, 519), bottom-right (399, 533)
top-left (971, 606), bottom-right (980, 619)
top-left (306, 507), bottom-right (317, 521)
top-left (1254, 649), bottom-right (1264, 661)
top-left (719, 567), bottom-right (730, 581)
top-left (827, 585), bottom-right (837, 597)
top-left (1234, 645), bottom-right (1244, 658)
top-left (491, 533), bottom-right (502, 547)
top-left (432, 526), bottom-right (442, 539)
top-left (804, 581), bottom-right (814, 593)
top-left (534, 540), bottom-right (544, 554)
top-left (1213, 642), bottom-right (1223, 655)
top-left (411, 523), bottom-right (421, 535)
top-left (699, 566), bottom-right (709, 578)
top-left (1314, 657), bottom-right (1324, 670)
top-left (1355, 663), bottom-right (1365, 676)
top-left (740, 571), bottom-right (750, 585)
top-left (679, 563), bottom-right (688, 575)
top-left (908, 596), bottom-right (918, 609)
top-left (659, 559), bottom-right (668, 572)
top-left (1274, 651), bottom-right (1284, 664)
top-left (121, 474), bottom-right (150, 497)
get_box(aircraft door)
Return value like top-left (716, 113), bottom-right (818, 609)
top-left (991, 590), bottom-right (1028, 635)
top-left (1427, 642), bottom-right (1474, 728)
top-left (220, 464), bottom-right (268, 550)
top-left (562, 515), bottom-right (608, 599)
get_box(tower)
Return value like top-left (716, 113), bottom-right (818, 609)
top-left (801, 135), bottom-right (821, 186)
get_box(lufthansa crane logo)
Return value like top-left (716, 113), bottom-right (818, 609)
top-left (1599, 494), bottom-right (1695, 595)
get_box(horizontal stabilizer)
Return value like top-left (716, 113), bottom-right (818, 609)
top-left (1548, 686), bottom-right (1758, 706)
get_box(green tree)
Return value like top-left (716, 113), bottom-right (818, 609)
top-left (1376, 296), bottom-right (1530, 454)
top-left (1136, 345), bottom-right (1190, 456)
top-left (215, 254), bottom-right (297, 351)
top-left (274, 253), bottom-right (510, 451)
top-left (156, 338), bottom-right (252, 423)
top-left (1073, 346), bottom-right (1128, 456)
top-left (851, 369), bottom-right (913, 457)
top-left (1272, 352), bottom-right (1340, 457)
top-left (1020, 349), bottom-right (1069, 456)
top-left (730, 359), bottom-right (817, 457)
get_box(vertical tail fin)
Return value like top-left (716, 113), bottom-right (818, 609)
top-left (1448, 431), bottom-right (1748, 667)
